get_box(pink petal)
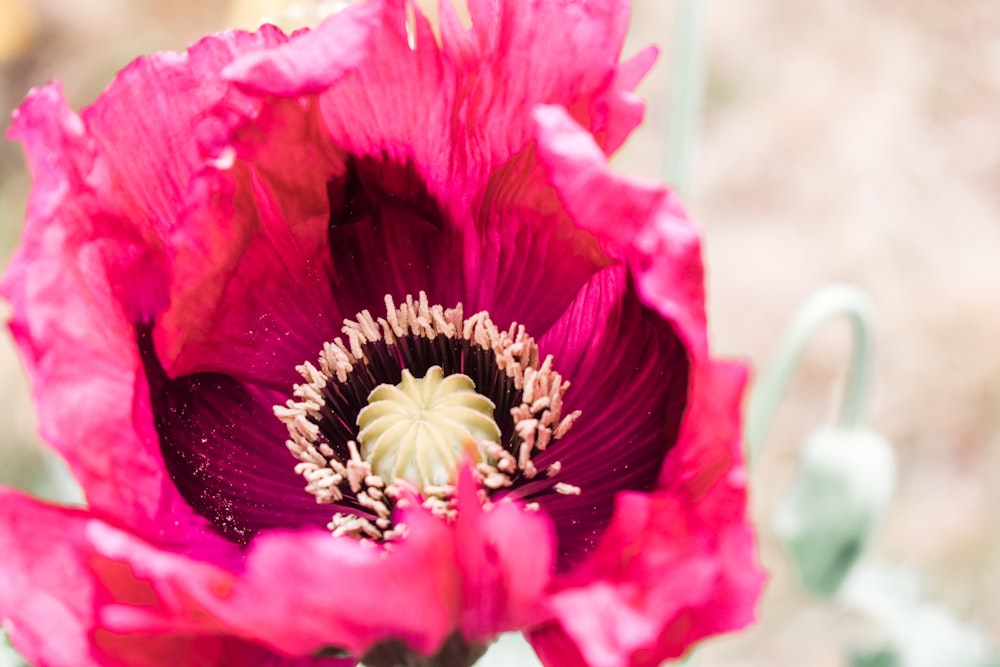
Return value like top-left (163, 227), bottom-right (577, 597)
top-left (545, 495), bottom-right (718, 666)
top-left (453, 467), bottom-right (556, 641)
top-left (529, 624), bottom-right (588, 667)
top-left (2, 86), bottom-right (202, 539)
top-left (529, 265), bottom-right (689, 569)
top-left (533, 104), bottom-right (708, 356)
top-left (463, 148), bottom-right (613, 337)
top-left (87, 522), bottom-right (355, 666)
top-left (224, 0), bottom-right (648, 204)
top-left (0, 490), bottom-right (324, 667)
top-left (0, 490), bottom-right (102, 667)
top-left (202, 509), bottom-right (461, 657)
top-left (158, 0), bottom-right (655, 384)
top-left (138, 48), bottom-right (345, 385)
top-left (532, 363), bottom-right (761, 666)
top-left (460, 0), bottom-right (639, 156)
top-left (532, 106), bottom-right (762, 665)
top-left (155, 135), bottom-right (343, 385)
top-left (222, 1), bottom-right (382, 96)
top-left (91, 632), bottom-right (345, 667)
top-left (80, 27), bottom-right (289, 243)
top-left (3, 27), bottom-right (302, 539)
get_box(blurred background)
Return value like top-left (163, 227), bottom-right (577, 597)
top-left (0, 0), bottom-right (998, 665)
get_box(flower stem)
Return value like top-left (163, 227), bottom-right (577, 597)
top-left (745, 284), bottom-right (876, 464)
top-left (663, 0), bottom-right (705, 197)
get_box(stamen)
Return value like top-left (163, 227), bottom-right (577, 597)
top-left (274, 292), bottom-right (585, 542)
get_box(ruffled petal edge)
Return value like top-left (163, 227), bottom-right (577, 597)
top-left (531, 106), bottom-right (763, 666)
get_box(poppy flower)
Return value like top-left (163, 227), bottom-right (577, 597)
top-left (0, 0), bottom-right (762, 666)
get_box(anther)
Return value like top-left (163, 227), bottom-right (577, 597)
top-left (275, 292), bottom-right (586, 542)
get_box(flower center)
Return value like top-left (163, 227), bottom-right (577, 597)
top-left (356, 366), bottom-right (501, 489)
top-left (274, 292), bottom-right (582, 541)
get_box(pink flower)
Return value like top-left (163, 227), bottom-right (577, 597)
top-left (0, 1), bottom-right (762, 666)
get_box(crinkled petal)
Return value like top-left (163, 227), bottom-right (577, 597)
top-left (0, 490), bottom-right (326, 667)
top-left (464, 148), bottom-right (612, 336)
top-left (453, 467), bottom-right (556, 641)
top-left (531, 365), bottom-right (761, 667)
top-left (161, 0), bottom-right (655, 383)
top-left (533, 104), bottom-right (707, 355)
top-left (459, 0), bottom-right (643, 156)
top-left (147, 18), bottom-right (396, 383)
top-left (201, 508), bottom-right (461, 657)
top-left (88, 522), bottom-right (357, 667)
top-left (157, 105), bottom-right (343, 385)
top-left (80, 26), bottom-right (289, 243)
top-left (221, 0), bottom-right (382, 95)
top-left (90, 484), bottom-right (554, 662)
top-left (225, 0), bottom-right (649, 201)
top-left (91, 632), bottom-right (344, 667)
top-left (226, 0), bottom-right (458, 192)
top-left (537, 487), bottom-right (747, 666)
top-left (529, 266), bottom-right (689, 569)
top-left (2, 86), bottom-right (202, 540)
top-left (0, 490), bottom-right (101, 667)
top-left (532, 106), bottom-right (762, 664)
top-left (87, 524), bottom-right (352, 667)
top-left (2, 27), bottom-right (302, 538)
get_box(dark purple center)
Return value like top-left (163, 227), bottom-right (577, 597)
top-left (139, 154), bottom-right (690, 570)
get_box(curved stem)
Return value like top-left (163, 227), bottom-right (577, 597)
top-left (745, 284), bottom-right (876, 464)
top-left (663, 0), bottom-right (705, 197)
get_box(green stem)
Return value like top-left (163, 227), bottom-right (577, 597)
top-left (663, 0), bottom-right (705, 197)
top-left (745, 284), bottom-right (876, 464)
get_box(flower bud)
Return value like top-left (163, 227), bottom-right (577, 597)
top-left (774, 426), bottom-right (896, 595)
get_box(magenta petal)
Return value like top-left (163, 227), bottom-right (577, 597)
top-left (546, 487), bottom-right (759, 667)
top-left (532, 106), bottom-right (761, 664)
top-left (536, 364), bottom-right (761, 667)
top-left (223, 1), bottom-right (382, 96)
top-left (534, 104), bottom-right (708, 356)
top-left (528, 624), bottom-right (588, 667)
top-left (91, 633), bottom-right (345, 667)
top-left (453, 467), bottom-right (555, 641)
top-left (87, 521), bottom-right (353, 667)
top-left (0, 490), bottom-right (102, 667)
top-left (461, 0), bottom-right (636, 157)
top-left (205, 510), bottom-right (460, 658)
top-left (80, 27), bottom-right (289, 242)
top-left (0, 491), bottom-right (322, 667)
top-left (145, 354), bottom-right (333, 543)
top-left (532, 266), bottom-right (689, 568)
top-left (254, 1), bottom-right (460, 193)
top-left (2, 86), bottom-right (205, 539)
top-left (154, 97), bottom-right (343, 385)
top-left (463, 149), bottom-right (612, 337)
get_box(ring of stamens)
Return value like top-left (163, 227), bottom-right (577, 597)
top-left (274, 291), bottom-right (582, 541)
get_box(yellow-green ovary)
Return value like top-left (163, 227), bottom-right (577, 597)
top-left (356, 366), bottom-right (501, 489)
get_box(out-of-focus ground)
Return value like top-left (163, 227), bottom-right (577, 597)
top-left (0, 0), bottom-right (998, 665)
